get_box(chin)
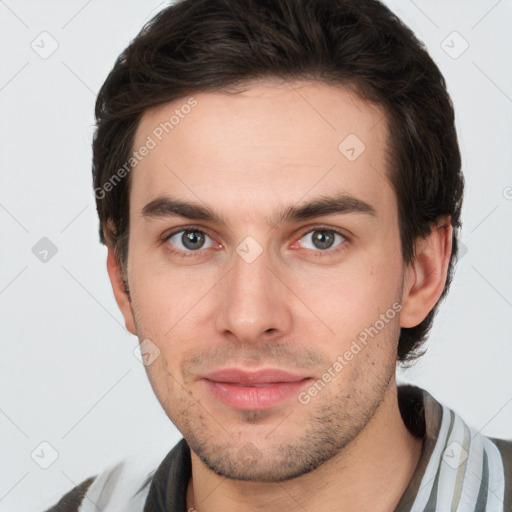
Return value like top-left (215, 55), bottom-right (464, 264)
top-left (190, 432), bottom-right (349, 483)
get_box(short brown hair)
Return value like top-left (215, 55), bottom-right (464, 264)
top-left (92, 0), bottom-right (464, 364)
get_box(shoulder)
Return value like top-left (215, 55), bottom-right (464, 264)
top-left (42, 445), bottom-right (174, 512)
top-left (490, 435), bottom-right (512, 455)
top-left (488, 435), bottom-right (512, 480)
top-left (396, 385), bottom-right (512, 512)
top-left (43, 476), bottom-right (96, 512)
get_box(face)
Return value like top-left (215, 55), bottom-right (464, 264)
top-left (122, 80), bottom-right (406, 481)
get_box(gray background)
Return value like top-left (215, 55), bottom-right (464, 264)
top-left (1, 0), bottom-right (511, 510)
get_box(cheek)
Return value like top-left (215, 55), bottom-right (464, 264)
top-left (129, 279), bottom-right (169, 338)
top-left (289, 255), bottom-right (402, 338)
top-left (143, 354), bottom-right (192, 422)
top-left (128, 252), bottom-right (213, 333)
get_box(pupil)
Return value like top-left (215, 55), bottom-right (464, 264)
top-left (313, 230), bottom-right (334, 250)
top-left (183, 231), bottom-right (204, 250)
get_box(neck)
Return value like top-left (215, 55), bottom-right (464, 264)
top-left (187, 382), bottom-right (422, 512)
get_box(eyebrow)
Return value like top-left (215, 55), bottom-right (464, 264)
top-left (140, 193), bottom-right (377, 226)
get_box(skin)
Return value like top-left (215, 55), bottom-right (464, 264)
top-left (106, 80), bottom-right (453, 512)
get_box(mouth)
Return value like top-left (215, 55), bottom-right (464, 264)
top-left (201, 368), bottom-right (313, 411)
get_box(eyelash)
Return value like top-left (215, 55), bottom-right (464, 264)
top-left (160, 225), bottom-right (351, 258)
top-left (297, 225), bottom-right (350, 257)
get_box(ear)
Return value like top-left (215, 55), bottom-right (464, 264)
top-left (106, 246), bottom-right (137, 335)
top-left (400, 216), bottom-right (453, 328)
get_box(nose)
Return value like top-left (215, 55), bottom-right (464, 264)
top-left (214, 244), bottom-right (293, 344)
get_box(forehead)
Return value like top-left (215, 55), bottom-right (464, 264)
top-left (130, 80), bottom-right (394, 224)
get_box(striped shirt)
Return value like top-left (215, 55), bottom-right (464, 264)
top-left (45, 385), bottom-right (511, 511)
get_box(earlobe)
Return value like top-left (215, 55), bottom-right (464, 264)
top-left (400, 217), bottom-right (453, 328)
top-left (106, 246), bottom-right (137, 335)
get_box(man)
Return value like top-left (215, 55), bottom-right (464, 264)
top-left (45, 0), bottom-right (511, 510)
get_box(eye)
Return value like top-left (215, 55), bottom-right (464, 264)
top-left (166, 229), bottom-right (215, 252)
top-left (298, 229), bottom-right (346, 252)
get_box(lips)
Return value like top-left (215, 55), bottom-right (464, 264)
top-left (201, 368), bottom-right (312, 410)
